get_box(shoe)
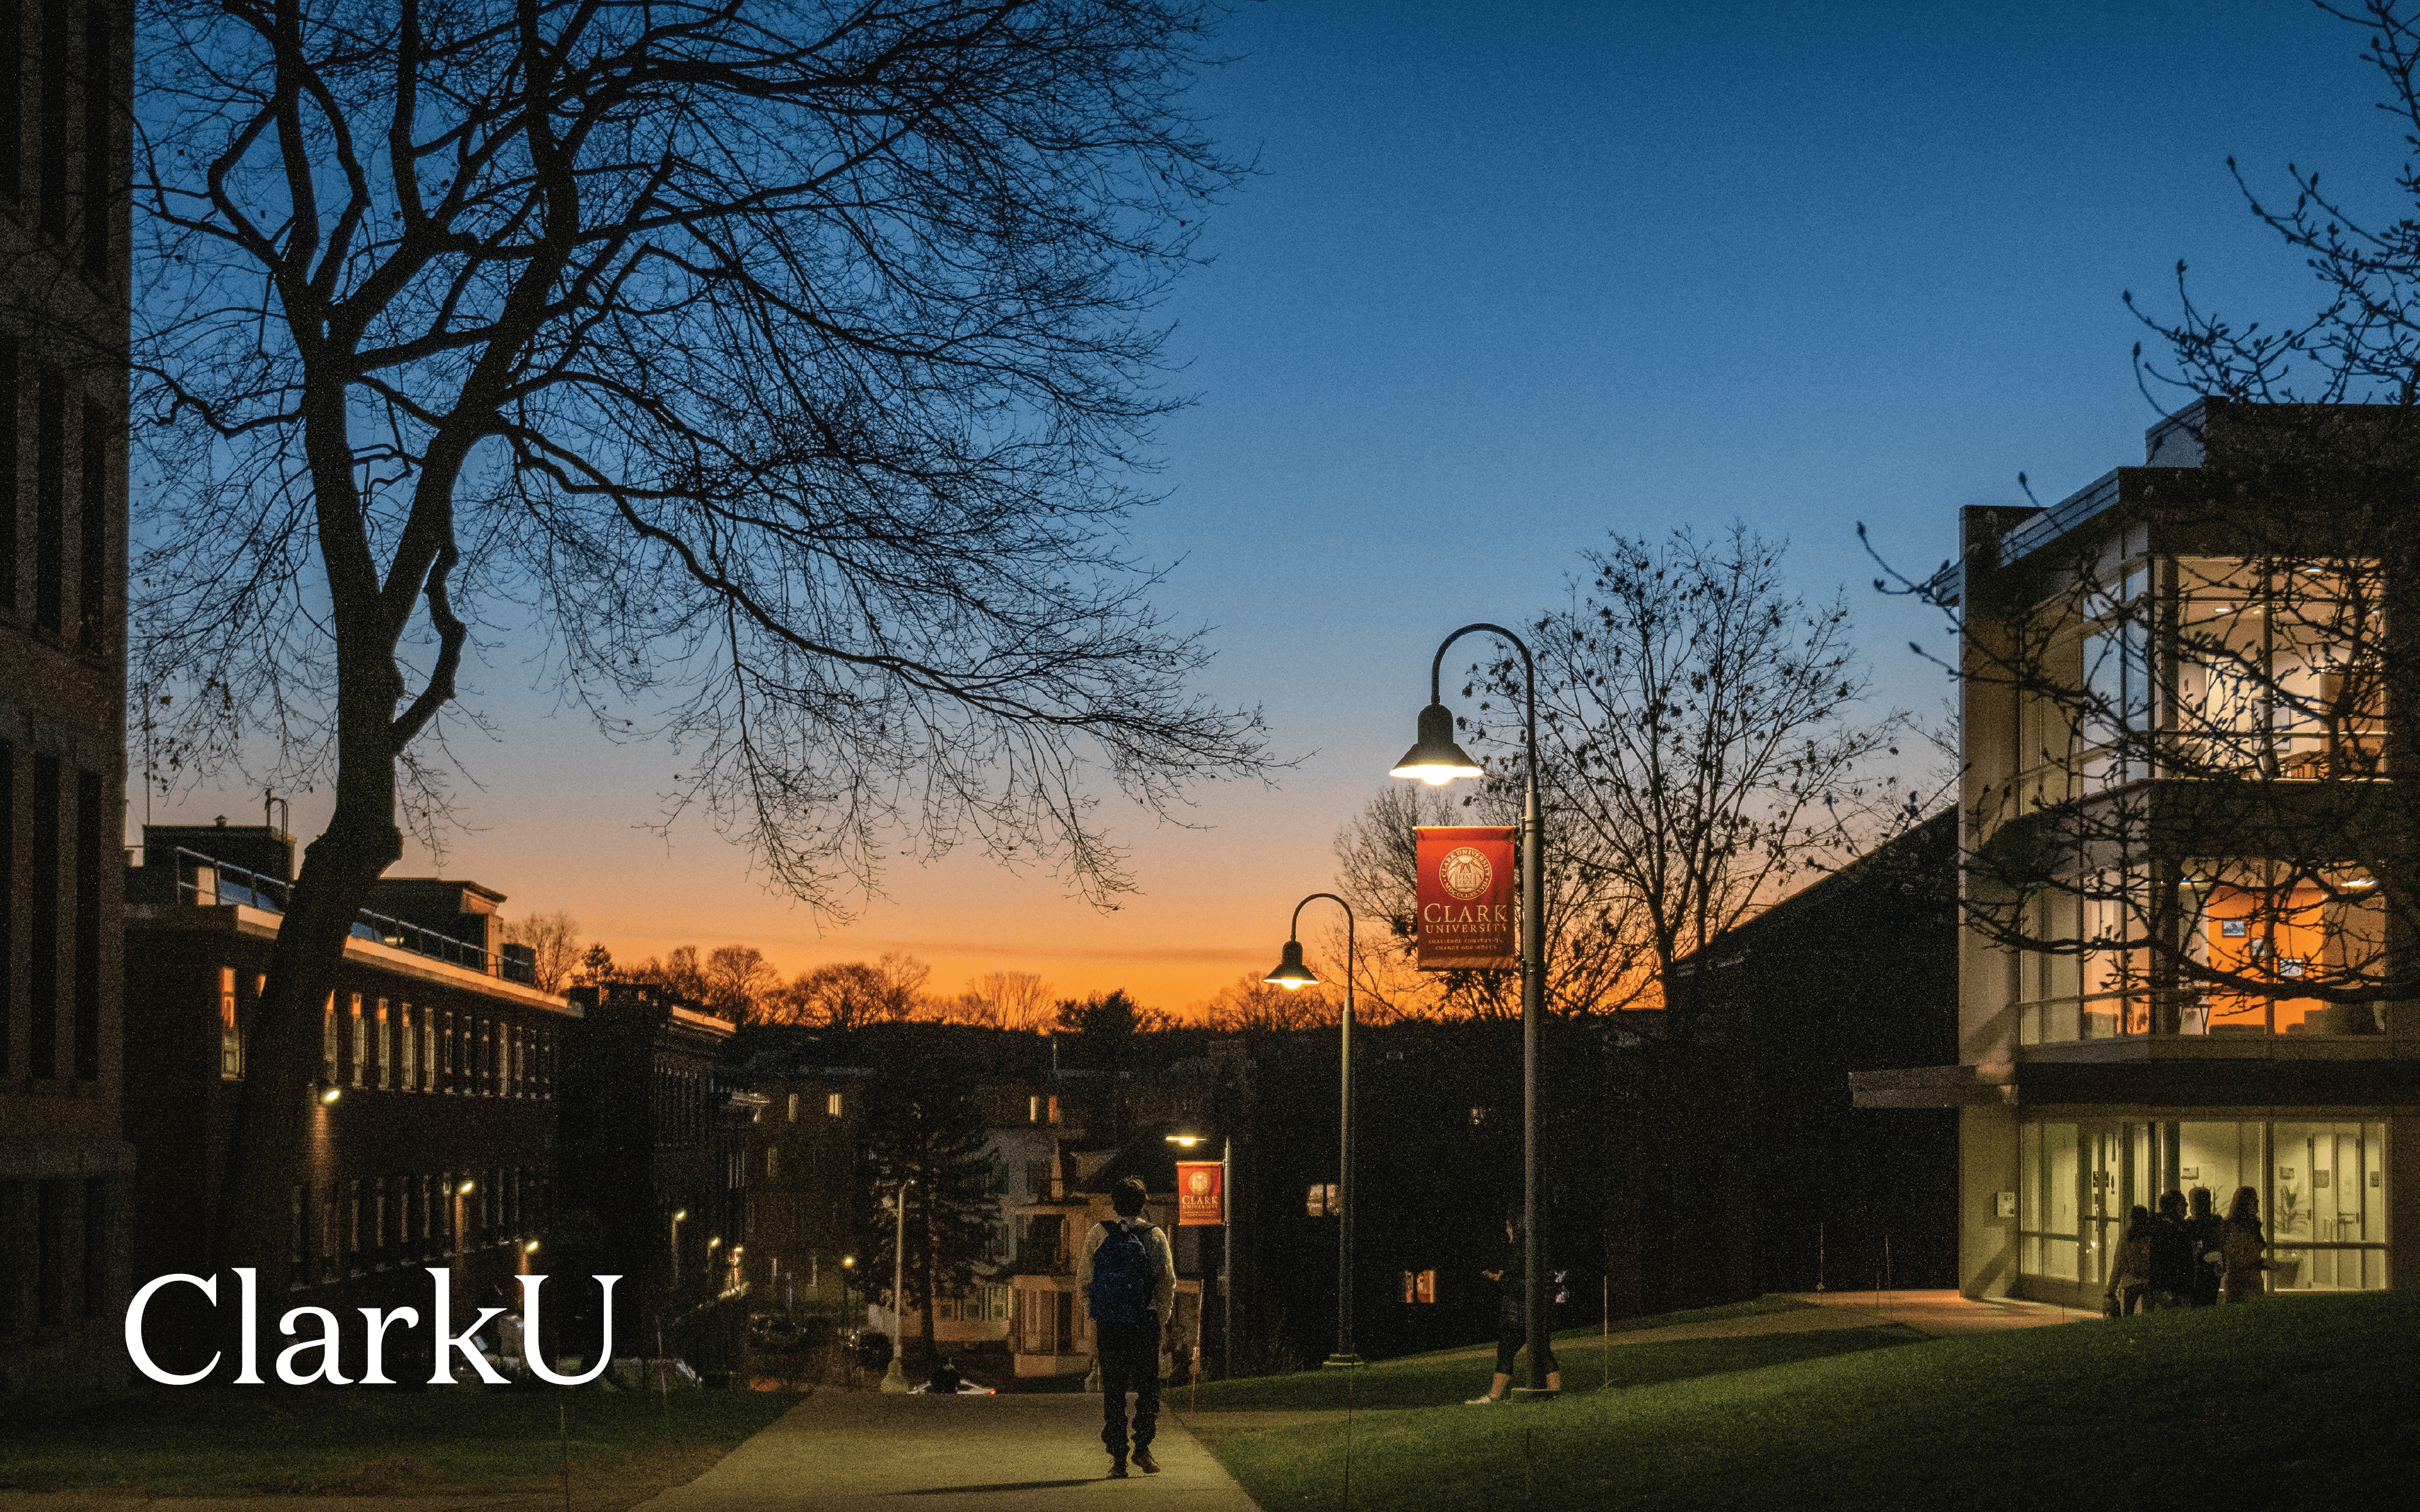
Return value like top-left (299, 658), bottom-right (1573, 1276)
top-left (1133, 1448), bottom-right (1160, 1475)
top-left (1465, 1395), bottom-right (1499, 1405)
top-left (1107, 1461), bottom-right (1129, 1480)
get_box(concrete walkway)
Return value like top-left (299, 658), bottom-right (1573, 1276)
top-left (633, 1391), bottom-right (1258, 1512)
top-left (1787, 1288), bottom-right (2092, 1332)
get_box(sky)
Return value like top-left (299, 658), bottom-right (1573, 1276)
top-left (140, 0), bottom-right (2413, 1016)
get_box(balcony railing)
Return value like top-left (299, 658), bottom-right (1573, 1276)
top-left (169, 847), bottom-right (499, 975)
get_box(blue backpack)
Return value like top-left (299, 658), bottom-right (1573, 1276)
top-left (1088, 1220), bottom-right (1156, 1327)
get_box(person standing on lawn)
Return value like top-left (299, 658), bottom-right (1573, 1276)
top-left (2102, 1205), bottom-right (2154, 1317)
top-left (1080, 1177), bottom-right (1176, 1479)
top-left (2219, 1187), bottom-right (2269, 1303)
top-left (2145, 1191), bottom-right (2196, 1311)
top-left (1468, 1208), bottom-right (1560, 1404)
top-left (2186, 1186), bottom-right (2225, 1306)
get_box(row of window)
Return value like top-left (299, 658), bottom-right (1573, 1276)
top-left (2013, 556), bottom-right (2386, 795)
top-left (0, 740), bottom-right (105, 1080)
top-left (1, 340), bottom-right (112, 651)
top-left (288, 1168), bottom-right (548, 1286)
top-left (2010, 867), bottom-right (2388, 1042)
top-left (0, 0), bottom-right (115, 282)
top-left (221, 975), bottom-right (560, 1098)
top-left (2016, 1119), bottom-right (2388, 1294)
top-left (783, 1090), bottom-right (847, 1121)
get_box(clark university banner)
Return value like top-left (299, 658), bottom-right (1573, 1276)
top-left (1175, 1162), bottom-right (1225, 1226)
top-left (1414, 825), bottom-right (1517, 970)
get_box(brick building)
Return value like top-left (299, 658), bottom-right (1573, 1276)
top-left (122, 828), bottom-right (575, 1377)
top-left (1, 0), bottom-right (132, 1389)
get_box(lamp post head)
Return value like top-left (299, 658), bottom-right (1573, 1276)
top-left (1390, 702), bottom-right (1484, 786)
top-left (315, 1081), bottom-right (342, 1104)
top-left (1164, 1133), bottom-right (1204, 1148)
top-left (1263, 938), bottom-right (1319, 992)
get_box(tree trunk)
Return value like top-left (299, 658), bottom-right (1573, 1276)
top-left (209, 722), bottom-right (403, 1305)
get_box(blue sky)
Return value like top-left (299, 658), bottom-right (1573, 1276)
top-left (146, 0), bottom-right (2415, 1011)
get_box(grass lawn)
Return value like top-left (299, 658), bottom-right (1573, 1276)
top-left (1200, 1290), bottom-right (2420, 1511)
top-left (1185, 1312), bottom-right (1916, 1414)
top-left (0, 1384), bottom-right (798, 1496)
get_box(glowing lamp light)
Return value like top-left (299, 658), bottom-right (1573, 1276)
top-left (673, 1208), bottom-right (688, 1221)
top-left (842, 1255), bottom-right (856, 1268)
top-left (1389, 702), bottom-right (1484, 786)
top-left (456, 1180), bottom-right (476, 1195)
top-left (315, 1081), bottom-right (342, 1104)
top-left (1263, 939), bottom-right (1320, 992)
top-left (524, 1240), bottom-right (541, 1254)
top-left (708, 1236), bottom-right (722, 1250)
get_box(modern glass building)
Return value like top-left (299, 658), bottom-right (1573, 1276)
top-left (1853, 399), bottom-right (2420, 1308)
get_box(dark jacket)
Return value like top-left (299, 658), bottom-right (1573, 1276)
top-left (2147, 1214), bottom-right (2198, 1294)
top-left (2185, 1213), bottom-right (2226, 1303)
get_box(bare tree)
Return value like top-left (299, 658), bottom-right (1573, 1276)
top-left (500, 910), bottom-right (580, 994)
top-left (1331, 779), bottom-right (1654, 1022)
top-left (627, 944), bottom-right (710, 1002)
top-left (1202, 971), bottom-right (1334, 1031)
top-left (1489, 524), bottom-right (1898, 1016)
top-left (704, 943), bottom-right (779, 1023)
top-left (131, 0), bottom-right (1270, 1289)
top-left (948, 970), bottom-right (1054, 1029)
top-left (767, 950), bottom-right (932, 1028)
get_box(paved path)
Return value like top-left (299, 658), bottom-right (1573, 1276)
top-left (1787, 1288), bottom-right (2091, 1332)
top-left (633, 1392), bottom-right (1257, 1512)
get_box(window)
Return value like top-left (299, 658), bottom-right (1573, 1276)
top-left (1306, 1183), bottom-right (1339, 1218)
top-left (348, 994), bottom-right (365, 1085)
top-left (827, 1091), bottom-right (844, 1117)
top-left (787, 1092), bottom-right (798, 1123)
top-left (1402, 1269), bottom-right (1437, 1304)
top-left (2182, 864), bottom-right (2387, 1036)
top-left (2019, 1118), bottom-right (2388, 1294)
top-left (28, 753), bottom-right (59, 1077)
top-left (322, 993), bottom-right (338, 1082)
top-left (219, 967), bottom-right (243, 1078)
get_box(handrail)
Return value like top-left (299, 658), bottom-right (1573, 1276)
top-left (168, 847), bottom-right (498, 974)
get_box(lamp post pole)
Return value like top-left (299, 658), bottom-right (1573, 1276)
top-left (1392, 624), bottom-right (1551, 1398)
top-left (1265, 895), bottom-right (1361, 1368)
top-left (882, 1181), bottom-right (913, 1392)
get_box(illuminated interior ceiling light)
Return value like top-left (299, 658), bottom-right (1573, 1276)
top-left (1263, 939), bottom-right (1319, 991)
top-left (2348, 876), bottom-right (2378, 889)
top-left (1389, 702), bottom-right (1484, 786)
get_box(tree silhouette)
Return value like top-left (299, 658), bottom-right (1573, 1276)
top-left (860, 1058), bottom-right (1000, 1377)
top-left (130, 0), bottom-right (1269, 1292)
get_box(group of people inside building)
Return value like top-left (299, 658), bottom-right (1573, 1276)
top-left (2102, 1185), bottom-right (2269, 1314)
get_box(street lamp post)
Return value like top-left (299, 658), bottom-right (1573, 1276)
top-left (882, 1181), bottom-right (913, 1392)
top-left (1263, 895), bottom-right (1361, 1368)
top-left (1391, 623), bottom-right (1552, 1399)
top-left (1165, 1132), bottom-right (1233, 1378)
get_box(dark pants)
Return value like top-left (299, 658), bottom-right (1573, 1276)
top-left (1495, 1311), bottom-right (1558, 1378)
top-left (1097, 1319), bottom-right (1160, 1460)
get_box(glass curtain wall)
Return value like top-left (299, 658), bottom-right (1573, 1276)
top-left (2007, 554), bottom-right (2388, 1044)
top-left (2017, 1118), bottom-right (2388, 1293)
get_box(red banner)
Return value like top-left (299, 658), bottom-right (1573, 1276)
top-left (1175, 1162), bottom-right (1225, 1227)
top-left (1415, 826), bottom-right (1517, 970)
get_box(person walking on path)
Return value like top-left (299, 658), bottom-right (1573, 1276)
top-left (1468, 1209), bottom-right (1560, 1403)
top-left (2219, 1186), bottom-right (2269, 1303)
top-left (2102, 1205), bottom-right (2154, 1317)
top-left (1080, 1176), bottom-right (1176, 1479)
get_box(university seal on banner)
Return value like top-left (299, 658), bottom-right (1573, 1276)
top-left (1438, 845), bottom-right (1493, 901)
